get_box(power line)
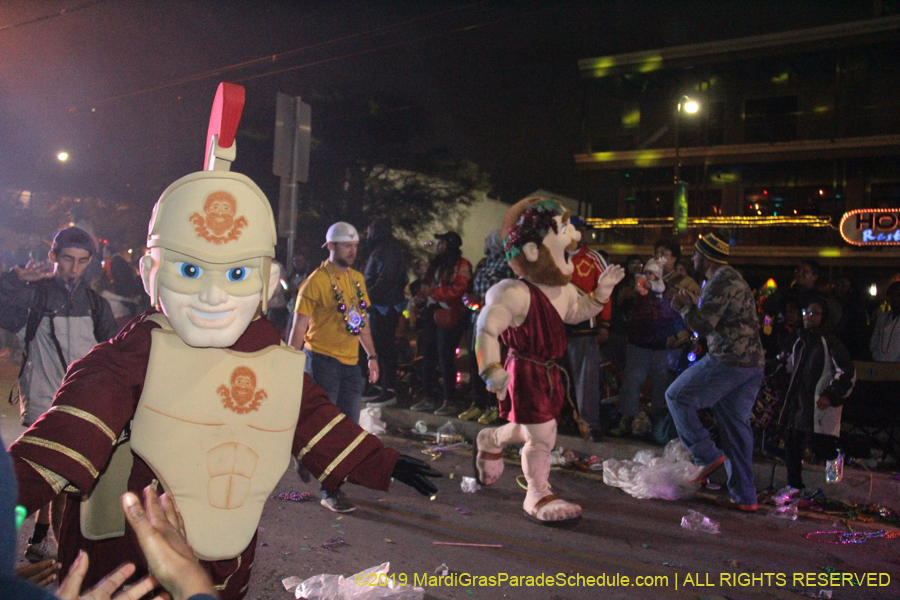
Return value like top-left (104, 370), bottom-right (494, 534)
top-left (75, 1), bottom-right (561, 112)
top-left (0, 0), bottom-right (106, 32)
top-left (74, 1), bottom-right (494, 110)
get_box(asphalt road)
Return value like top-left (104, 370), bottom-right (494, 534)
top-left (245, 434), bottom-right (899, 600)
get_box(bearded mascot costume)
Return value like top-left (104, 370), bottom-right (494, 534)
top-left (474, 197), bottom-right (623, 522)
top-left (8, 83), bottom-right (439, 598)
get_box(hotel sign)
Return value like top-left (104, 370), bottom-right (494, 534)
top-left (840, 209), bottom-right (900, 246)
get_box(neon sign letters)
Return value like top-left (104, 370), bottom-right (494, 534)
top-left (840, 209), bottom-right (900, 246)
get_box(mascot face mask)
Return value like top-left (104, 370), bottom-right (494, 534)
top-left (147, 248), bottom-right (265, 348)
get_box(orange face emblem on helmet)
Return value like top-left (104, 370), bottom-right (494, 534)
top-left (190, 191), bottom-right (249, 244)
top-left (217, 366), bottom-right (267, 414)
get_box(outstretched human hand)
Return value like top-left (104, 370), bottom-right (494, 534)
top-left (122, 486), bottom-right (216, 600)
top-left (392, 455), bottom-right (442, 495)
top-left (16, 558), bottom-right (59, 587)
top-left (55, 552), bottom-right (156, 600)
top-left (14, 260), bottom-right (55, 282)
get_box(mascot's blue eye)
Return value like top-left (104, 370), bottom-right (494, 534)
top-left (176, 263), bottom-right (203, 279)
top-left (227, 267), bottom-right (250, 282)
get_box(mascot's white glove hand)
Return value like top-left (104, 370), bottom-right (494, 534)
top-left (483, 366), bottom-right (511, 401)
top-left (593, 264), bottom-right (626, 304)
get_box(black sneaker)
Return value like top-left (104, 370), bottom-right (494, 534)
top-left (321, 489), bottom-right (356, 513)
top-left (361, 385), bottom-right (383, 401)
top-left (411, 398), bottom-right (437, 411)
top-left (366, 389), bottom-right (397, 408)
top-left (434, 402), bottom-right (458, 416)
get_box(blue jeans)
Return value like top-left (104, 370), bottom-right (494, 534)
top-left (304, 350), bottom-right (365, 424)
top-left (566, 335), bottom-right (601, 428)
top-left (304, 350), bottom-right (365, 500)
top-left (618, 344), bottom-right (682, 421)
top-left (665, 355), bottom-right (764, 506)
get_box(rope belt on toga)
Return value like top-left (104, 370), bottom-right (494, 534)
top-left (507, 350), bottom-right (591, 439)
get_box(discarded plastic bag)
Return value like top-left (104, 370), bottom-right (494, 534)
top-left (767, 502), bottom-right (799, 521)
top-left (359, 407), bottom-right (387, 435)
top-left (602, 440), bottom-right (699, 500)
top-left (680, 509), bottom-right (720, 534)
top-left (460, 476), bottom-right (480, 493)
top-left (295, 561), bottom-right (423, 600)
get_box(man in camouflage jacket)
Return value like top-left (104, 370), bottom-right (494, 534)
top-left (666, 232), bottom-right (765, 511)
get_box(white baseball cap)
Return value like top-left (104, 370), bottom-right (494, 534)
top-left (322, 221), bottom-right (359, 247)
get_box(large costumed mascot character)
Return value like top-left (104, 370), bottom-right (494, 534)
top-left (9, 83), bottom-right (439, 599)
top-left (474, 197), bottom-right (623, 522)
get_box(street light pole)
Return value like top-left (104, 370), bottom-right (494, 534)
top-left (673, 95), bottom-right (698, 234)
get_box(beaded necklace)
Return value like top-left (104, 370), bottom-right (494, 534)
top-left (325, 262), bottom-right (367, 335)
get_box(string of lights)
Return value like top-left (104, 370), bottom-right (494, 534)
top-left (585, 215), bottom-right (835, 229)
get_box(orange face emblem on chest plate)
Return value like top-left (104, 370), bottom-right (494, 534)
top-left (218, 366), bottom-right (267, 414)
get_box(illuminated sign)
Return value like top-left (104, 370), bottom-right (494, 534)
top-left (840, 209), bottom-right (900, 246)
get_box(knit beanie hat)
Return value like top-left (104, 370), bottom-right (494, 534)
top-left (694, 232), bottom-right (729, 264)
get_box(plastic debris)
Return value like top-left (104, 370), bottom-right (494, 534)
top-left (321, 538), bottom-right (347, 552)
top-left (434, 563), bottom-right (449, 575)
top-left (586, 455), bottom-right (603, 471)
top-left (603, 440), bottom-right (700, 500)
top-left (295, 562), bottom-right (424, 600)
top-left (768, 502), bottom-right (799, 521)
top-left (455, 507), bottom-right (470, 515)
top-left (806, 528), bottom-right (900, 544)
top-left (278, 490), bottom-right (314, 502)
top-left (359, 407), bottom-right (387, 435)
top-left (548, 447), bottom-right (576, 467)
top-left (283, 576), bottom-right (304, 591)
top-left (460, 476), bottom-right (480, 493)
top-left (435, 422), bottom-right (463, 445)
top-left (680, 509), bottom-right (720, 534)
top-left (825, 450), bottom-right (843, 484)
top-left (772, 486), bottom-right (801, 506)
top-left (433, 541), bottom-right (502, 548)
top-left (414, 420), bottom-right (428, 434)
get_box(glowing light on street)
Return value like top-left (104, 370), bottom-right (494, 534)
top-left (869, 284), bottom-right (878, 297)
top-left (683, 99), bottom-right (699, 113)
top-left (57, 152), bottom-right (68, 162)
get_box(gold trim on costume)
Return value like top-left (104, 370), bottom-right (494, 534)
top-left (49, 406), bottom-right (117, 443)
top-left (318, 432), bottom-right (368, 482)
top-left (22, 459), bottom-right (69, 495)
top-left (18, 436), bottom-right (98, 478)
top-left (296, 414), bottom-right (344, 460)
top-left (214, 556), bottom-right (241, 591)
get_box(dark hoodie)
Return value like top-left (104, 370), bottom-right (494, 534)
top-left (779, 297), bottom-right (855, 435)
top-left (363, 218), bottom-right (408, 306)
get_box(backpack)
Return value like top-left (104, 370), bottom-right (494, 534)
top-left (9, 281), bottom-right (104, 404)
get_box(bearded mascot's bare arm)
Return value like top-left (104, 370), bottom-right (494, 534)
top-left (562, 263), bottom-right (626, 323)
top-left (474, 279), bottom-right (531, 400)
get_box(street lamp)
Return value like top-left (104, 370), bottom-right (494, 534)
top-left (57, 152), bottom-right (69, 162)
top-left (673, 95), bottom-right (699, 234)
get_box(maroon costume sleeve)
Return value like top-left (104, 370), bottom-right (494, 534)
top-left (9, 316), bottom-right (157, 513)
top-left (293, 373), bottom-right (399, 492)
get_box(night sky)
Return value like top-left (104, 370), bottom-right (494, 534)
top-left (0, 0), bottom-right (884, 241)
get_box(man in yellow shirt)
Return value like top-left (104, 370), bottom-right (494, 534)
top-left (288, 222), bottom-right (379, 512)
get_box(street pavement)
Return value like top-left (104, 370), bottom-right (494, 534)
top-left (3, 357), bottom-right (899, 599)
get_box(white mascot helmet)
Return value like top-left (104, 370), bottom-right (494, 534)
top-left (143, 83), bottom-right (277, 311)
